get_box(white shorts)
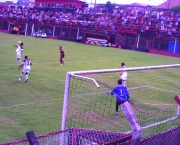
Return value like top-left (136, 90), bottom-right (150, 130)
top-left (16, 53), bottom-right (21, 59)
top-left (22, 68), bottom-right (30, 75)
top-left (120, 74), bottom-right (127, 81)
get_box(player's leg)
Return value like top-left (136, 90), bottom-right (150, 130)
top-left (16, 53), bottom-right (21, 65)
top-left (122, 80), bottom-right (126, 86)
top-left (62, 56), bottom-right (64, 64)
top-left (59, 58), bottom-right (61, 65)
top-left (60, 57), bottom-right (63, 66)
top-left (115, 101), bottom-right (121, 115)
top-left (25, 69), bottom-right (30, 83)
top-left (18, 70), bottom-right (24, 81)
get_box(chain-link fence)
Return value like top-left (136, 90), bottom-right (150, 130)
top-left (141, 126), bottom-right (180, 145)
top-left (1, 20), bottom-right (9, 30)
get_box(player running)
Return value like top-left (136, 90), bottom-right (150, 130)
top-left (59, 46), bottom-right (65, 66)
top-left (18, 55), bottom-right (32, 83)
top-left (20, 42), bottom-right (24, 55)
top-left (13, 41), bottom-right (23, 66)
top-left (120, 62), bottom-right (127, 86)
top-left (111, 79), bottom-right (130, 116)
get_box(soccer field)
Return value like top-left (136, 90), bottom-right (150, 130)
top-left (0, 33), bottom-right (180, 143)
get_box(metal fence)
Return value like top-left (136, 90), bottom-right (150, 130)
top-left (0, 20), bottom-right (180, 56)
top-left (0, 20), bottom-right (115, 43)
top-left (116, 31), bottom-right (180, 55)
top-left (141, 126), bottom-right (180, 145)
top-left (3, 126), bottom-right (180, 145)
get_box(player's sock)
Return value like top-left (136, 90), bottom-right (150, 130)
top-left (18, 77), bottom-right (22, 81)
top-left (25, 75), bottom-right (28, 83)
top-left (18, 59), bottom-right (21, 65)
top-left (19, 73), bottom-right (23, 80)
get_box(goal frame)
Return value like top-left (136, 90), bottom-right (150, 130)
top-left (61, 64), bottom-right (180, 139)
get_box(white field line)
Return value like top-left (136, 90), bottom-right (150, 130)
top-left (141, 116), bottom-right (178, 129)
top-left (0, 98), bottom-right (63, 109)
top-left (0, 85), bottom-right (176, 109)
top-left (128, 85), bottom-right (149, 90)
top-left (1, 59), bottom-right (121, 66)
top-left (146, 85), bottom-right (180, 94)
top-left (124, 116), bottom-right (178, 134)
top-left (137, 102), bottom-right (175, 106)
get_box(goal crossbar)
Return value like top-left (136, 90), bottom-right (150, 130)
top-left (69, 64), bottom-right (180, 75)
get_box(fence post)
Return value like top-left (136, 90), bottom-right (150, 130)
top-left (173, 38), bottom-right (177, 53)
top-left (31, 24), bottom-right (34, 36)
top-left (53, 25), bottom-right (55, 36)
top-left (25, 23), bottom-right (28, 36)
top-left (77, 28), bottom-right (79, 40)
top-left (121, 102), bottom-right (142, 145)
top-left (8, 21), bottom-right (10, 31)
top-left (136, 33), bottom-right (140, 48)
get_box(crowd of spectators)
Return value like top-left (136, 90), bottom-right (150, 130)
top-left (114, 8), bottom-right (180, 37)
top-left (0, 4), bottom-right (180, 37)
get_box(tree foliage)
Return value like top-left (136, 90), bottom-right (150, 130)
top-left (105, 1), bottom-right (116, 13)
top-left (171, 5), bottom-right (180, 13)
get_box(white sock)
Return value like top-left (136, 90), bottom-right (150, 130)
top-left (18, 59), bottom-right (21, 65)
top-left (19, 73), bottom-right (23, 80)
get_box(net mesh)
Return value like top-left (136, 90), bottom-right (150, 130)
top-left (4, 128), bottom-right (132, 145)
top-left (66, 66), bottom-right (180, 138)
top-left (4, 127), bottom-right (180, 145)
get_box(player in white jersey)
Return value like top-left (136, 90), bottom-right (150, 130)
top-left (120, 62), bottom-right (127, 86)
top-left (20, 42), bottom-right (24, 55)
top-left (13, 41), bottom-right (23, 65)
top-left (18, 55), bottom-right (32, 83)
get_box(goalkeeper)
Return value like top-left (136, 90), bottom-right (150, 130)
top-left (111, 79), bottom-right (130, 116)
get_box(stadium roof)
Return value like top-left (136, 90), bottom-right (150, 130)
top-left (128, 3), bottom-right (153, 7)
top-left (156, 0), bottom-right (180, 9)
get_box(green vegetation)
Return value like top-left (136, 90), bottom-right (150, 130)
top-left (0, 33), bottom-right (180, 143)
top-left (171, 5), bottom-right (180, 13)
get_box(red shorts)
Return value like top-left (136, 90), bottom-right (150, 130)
top-left (60, 55), bottom-right (64, 59)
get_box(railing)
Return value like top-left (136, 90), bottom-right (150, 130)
top-left (0, 19), bottom-right (180, 56)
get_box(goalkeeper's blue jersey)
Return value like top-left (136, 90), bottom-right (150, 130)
top-left (111, 85), bottom-right (130, 103)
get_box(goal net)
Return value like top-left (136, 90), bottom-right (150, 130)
top-left (62, 64), bottom-right (180, 141)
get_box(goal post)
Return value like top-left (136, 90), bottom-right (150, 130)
top-left (61, 73), bottom-right (100, 131)
top-left (61, 64), bottom-right (180, 144)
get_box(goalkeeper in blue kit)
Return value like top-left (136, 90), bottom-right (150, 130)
top-left (111, 79), bottom-right (130, 115)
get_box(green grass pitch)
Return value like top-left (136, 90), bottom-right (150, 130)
top-left (0, 32), bottom-right (180, 143)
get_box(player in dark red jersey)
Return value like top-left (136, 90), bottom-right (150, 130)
top-left (59, 46), bottom-right (65, 66)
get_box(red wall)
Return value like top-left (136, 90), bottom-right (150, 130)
top-left (149, 49), bottom-right (180, 58)
top-left (35, 0), bottom-right (84, 8)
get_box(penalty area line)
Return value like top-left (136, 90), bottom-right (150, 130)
top-left (0, 98), bottom-right (63, 109)
top-left (124, 116), bottom-right (178, 134)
